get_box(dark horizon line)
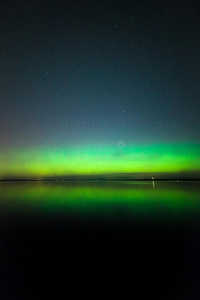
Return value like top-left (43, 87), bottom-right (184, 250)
top-left (0, 179), bottom-right (200, 182)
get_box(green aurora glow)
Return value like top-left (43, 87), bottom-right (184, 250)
top-left (0, 144), bottom-right (200, 179)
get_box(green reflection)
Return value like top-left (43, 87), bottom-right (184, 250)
top-left (0, 182), bottom-right (200, 221)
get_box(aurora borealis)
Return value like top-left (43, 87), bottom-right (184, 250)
top-left (1, 2), bottom-right (200, 298)
top-left (0, 144), bottom-right (200, 179)
top-left (1, 0), bottom-right (200, 178)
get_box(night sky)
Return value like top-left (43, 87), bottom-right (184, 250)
top-left (1, 0), bottom-right (200, 178)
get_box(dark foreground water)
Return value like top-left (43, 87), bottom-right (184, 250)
top-left (0, 181), bottom-right (200, 299)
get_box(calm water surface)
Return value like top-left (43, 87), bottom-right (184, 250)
top-left (0, 181), bottom-right (200, 299)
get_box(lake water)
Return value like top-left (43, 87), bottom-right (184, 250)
top-left (0, 181), bottom-right (200, 299)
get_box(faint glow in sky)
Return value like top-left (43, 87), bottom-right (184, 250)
top-left (1, 1), bottom-right (200, 178)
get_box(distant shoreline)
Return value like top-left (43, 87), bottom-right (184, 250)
top-left (0, 178), bottom-right (200, 182)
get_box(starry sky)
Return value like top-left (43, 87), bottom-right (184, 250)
top-left (0, 0), bottom-right (200, 178)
